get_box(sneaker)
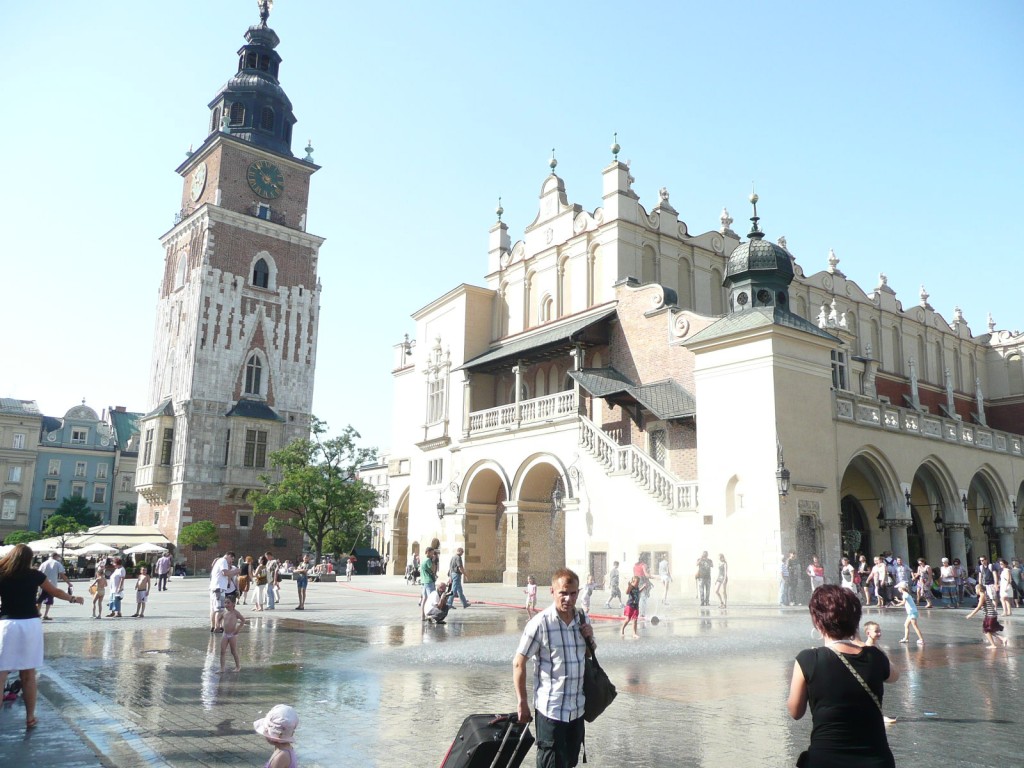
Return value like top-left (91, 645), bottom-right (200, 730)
top-left (916, 640), bottom-right (925, 645)
top-left (898, 638), bottom-right (908, 644)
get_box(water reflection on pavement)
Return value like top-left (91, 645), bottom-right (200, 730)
top-left (37, 582), bottom-right (1024, 768)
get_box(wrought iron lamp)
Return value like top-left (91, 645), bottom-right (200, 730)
top-left (876, 506), bottom-right (888, 530)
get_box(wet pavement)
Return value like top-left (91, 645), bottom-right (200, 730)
top-left (2, 576), bottom-right (1020, 767)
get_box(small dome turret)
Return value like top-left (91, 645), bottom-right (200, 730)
top-left (723, 193), bottom-right (794, 313)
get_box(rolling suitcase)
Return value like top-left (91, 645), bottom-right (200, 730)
top-left (440, 712), bottom-right (535, 768)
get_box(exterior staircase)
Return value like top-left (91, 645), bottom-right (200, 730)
top-left (578, 415), bottom-right (698, 513)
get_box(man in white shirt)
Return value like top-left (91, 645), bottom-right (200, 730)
top-left (38, 552), bottom-right (72, 620)
top-left (425, 580), bottom-right (451, 624)
top-left (107, 558), bottom-right (127, 617)
top-left (208, 551), bottom-right (236, 632)
top-left (155, 553), bottom-right (173, 592)
top-left (514, 568), bottom-right (594, 768)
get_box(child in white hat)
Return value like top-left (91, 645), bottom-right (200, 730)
top-left (254, 704), bottom-right (299, 767)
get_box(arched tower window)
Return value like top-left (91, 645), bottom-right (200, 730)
top-left (173, 253), bottom-right (187, 290)
top-left (230, 102), bottom-right (246, 126)
top-left (210, 107), bottom-right (221, 134)
top-left (244, 354), bottom-right (263, 396)
top-left (260, 107), bottom-right (274, 132)
top-left (252, 258), bottom-right (270, 289)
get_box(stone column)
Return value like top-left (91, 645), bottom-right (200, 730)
top-left (513, 363), bottom-right (523, 425)
top-left (502, 503), bottom-right (523, 586)
top-left (996, 527), bottom-right (1017, 560)
top-left (946, 524), bottom-right (967, 566)
top-left (887, 520), bottom-right (910, 562)
top-left (462, 372), bottom-right (473, 439)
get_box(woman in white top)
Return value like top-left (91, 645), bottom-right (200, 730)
top-left (998, 559), bottom-right (1014, 616)
top-left (938, 558), bottom-right (958, 608)
top-left (840, 557), bottom-right (857, 595)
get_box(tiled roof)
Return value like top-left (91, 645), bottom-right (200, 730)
top-left (107, 408), bottom-right (143, 450)
top-left (570, 368), bottom-right (696, 421)
top-left (460, 306), bottom-right (617, 372)
top-left (142, 399), bottom-right (175, 420)
top-left (0, 398), bottom-right (41, 416)
top-left (225, 399), bottom-right (283, 421)
top-left (685, 307), bottom-right (839, 345)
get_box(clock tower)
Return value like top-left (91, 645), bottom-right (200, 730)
top-left (136, 7), bottom-right (323, 558)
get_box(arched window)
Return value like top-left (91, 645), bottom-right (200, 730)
top-left (173, 253), bottom-right (187, 290)
top-left (252, 258), bottom-right (270, 288)
top-left (230, 102), bottom-right (245, 127)
top-left (244, 354), bottom-right (263, 396)
top-left (641, 245), bottom-right (658, 284)
top-left (540, 295), bottom-right (554, 323)
top-left (260, 107), bottom-right (274, 132)
top-left (210, 107), bottom-right (221, 134)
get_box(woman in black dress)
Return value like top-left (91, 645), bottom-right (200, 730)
top-left (787, 584), bottom-right (900, 767)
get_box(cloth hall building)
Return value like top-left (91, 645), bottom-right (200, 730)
top-left (385, 148), bottom-right (1024, 602)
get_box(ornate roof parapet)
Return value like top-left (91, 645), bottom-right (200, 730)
top-left (653, 186), bottom-right (677, 215)
top-left (919, 284), bottom-right (933, 310)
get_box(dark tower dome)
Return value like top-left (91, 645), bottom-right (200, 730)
top-left (724, 193), bottom-right (794, 313)
top-left (206, 14), bottom-right (297, 156)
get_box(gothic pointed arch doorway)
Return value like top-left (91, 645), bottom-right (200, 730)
top-left (390, 489), bottom-right (409, 576)
top-left (840, 495), bottom-right (871, 561)
top-left (463, 465), bottom-right (509, 582)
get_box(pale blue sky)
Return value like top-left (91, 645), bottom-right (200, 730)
top-left (2, 2), bottom-right (1022, 451)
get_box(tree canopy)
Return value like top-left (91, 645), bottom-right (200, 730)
top-left (4, 530), bottom-right (41, 546)
top-left (54, 495), bottom-right (101, 527)
top-left (42, 515), bottom-right (87, 558)
top-left (255, 418), bottom-right (378, 563)
top-left (179, 520), bottom-right (219, 550)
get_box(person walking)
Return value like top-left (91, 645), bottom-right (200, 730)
top-left (786, 551), bottom-right (801, 605)
top-left (997, 559), bottom-right (1013, 616)
top-left (714, 554), bottom-right (728, 608)
top-left (154, 552), bottom-right (172, 592)
top-left (37, 552), bottom-right (72, 621)
top-left (787, 584), bottom-right (899, 767)
top-left (621, 575), bottom-right (641, 638)
top-left (913, 558), bottom-right (933, 608)
top-left (209, 551), bottom-right (236, 631)
top-left (806, 555), bottom-right (825, 593)
top-left (605, 561), bottom-right (622, 609)
top-left (294, 554), bottom-right (310, 610)
top-left (695, 551), bottom-right (713, 607)
top-left (840, 557), bottom-right (856, 595)
top-left (237, 555), bottom-right (252, 605)
top-left (977, 556), bottom-right (996, 602)
top-left (265, 552), bottom-right (279, 610)
top-left (857, 555), bottom-right (872, 605)
top-left (658, 555), bottom-right (672, 605)
top-left (446, 547), bottom-right (471, 609)
top-left (0, 544), bottom-right (85, 729)
top-left (938, 557), bottom-right (958, 607)
top-left (132, 566), bottom-right (151, 618)
top-left (513, 568), bottom-right (594, 768)
top-left (252, 556), bottom-right (268, 611)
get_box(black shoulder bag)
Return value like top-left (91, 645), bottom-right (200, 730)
top-left (578, 612), bottom-right (617, 722)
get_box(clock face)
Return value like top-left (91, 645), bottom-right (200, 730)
top-left (247, 160), bottom-right (284, 199)
top-left (190, 161), bottom-right (207, 202)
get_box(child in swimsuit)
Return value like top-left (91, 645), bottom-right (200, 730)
top-left (89, 572), bottom-right (107, 619)
top-left (220, 594), bottom-right (248, 672)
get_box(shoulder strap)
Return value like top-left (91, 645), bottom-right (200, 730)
top-left (828, 647), bottom-right (882, 713)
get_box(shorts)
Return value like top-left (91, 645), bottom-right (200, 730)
top-left (421, 582), bottom-right (435, 601)
top-left (210, 590), bottom-right (225, 612)
top-left (136, 591), bottom-right (148, 603)
top-left (39, 594), bottom-right (54, 606)
top-left (295, 576), bottom-right (308, 589)
top-left (623, 605), bottom-right (639, 620)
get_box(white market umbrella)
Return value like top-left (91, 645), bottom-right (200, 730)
top-left (123, 543), bottom-right (168, 555)
top-left (77, 543), bottom-right (122, 556)
top-left (0, 544), bottom-right (13, 557)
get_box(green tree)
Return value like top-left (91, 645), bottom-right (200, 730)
top-left (179, 521), bottom-right (219, 575)
top-left (117, 502), bottom-right (138, 526)
top-left (42, 515), bottom-right (87, 559)
top-left (54, 495), bottom-right (101, 527)
top-left (255, 418), bottom-right (378, 563)
top-left (4, 530), bottom-right (41, 546)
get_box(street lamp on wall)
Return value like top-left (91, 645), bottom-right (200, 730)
top-left (876, 506), bottom-right (887, 530)
top-left (436, 481), bottom-right (461, 520)
top-left (904, 488), bottom-right (912, 509)
top-left (775, 437), bottom-right (790, 497)
top-left (933, 505), bottom-right (944, 533)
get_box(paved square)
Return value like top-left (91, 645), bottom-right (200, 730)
top-left (1, 577), bottom-right (1020, 767)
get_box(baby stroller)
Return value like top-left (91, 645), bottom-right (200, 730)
top-left (405, 562), bottom-right (420, 585)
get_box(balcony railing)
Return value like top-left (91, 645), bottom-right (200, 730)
top-left (579, 415), bottom-right (699, 513)
top-left (833, 392), bottom-right (1024, 457)
top-left (467, 391), bottom-right (577, 435)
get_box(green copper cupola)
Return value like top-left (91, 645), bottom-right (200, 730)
top-left (724, 193), bottom-right (795, 314)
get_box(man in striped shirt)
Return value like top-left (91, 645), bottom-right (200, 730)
top-left (513, 568), bottom-right (594, 768)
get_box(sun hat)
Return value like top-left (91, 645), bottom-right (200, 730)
top-left (254, 704), bottom-right (299, 743)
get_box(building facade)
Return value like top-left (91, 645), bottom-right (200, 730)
top-left (0, 399), bottom-right (43, 539)
top-left (386, 149), bottom-right (1024, 601)
top-left (31, 403), bottom-right (117, 530)
top-left (135, 8), bottom-right (323, 559)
